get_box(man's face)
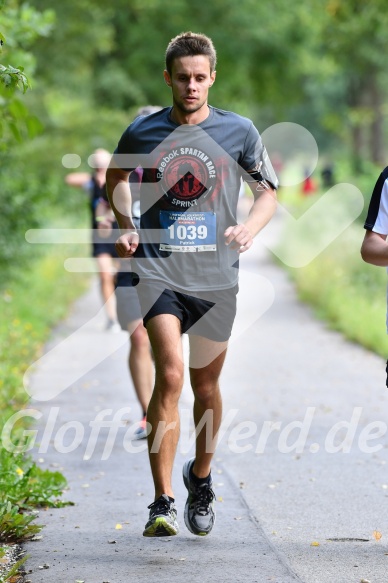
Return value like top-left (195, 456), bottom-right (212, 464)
top-left (164, 55), bottom-right (216, 115)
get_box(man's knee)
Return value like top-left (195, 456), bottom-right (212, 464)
top-left (130, 323), bottom-right (149, 349)
top-left (99, 269), bottom-right (114, 284)
top-left (155, 365), bottom-right (184, 395)
top-left (192, 382), bottom-right (219, 404)
top-left (190, 363), bottom-right (222, 400)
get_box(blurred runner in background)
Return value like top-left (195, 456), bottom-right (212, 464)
top-left (65, 148), bottom-right (120, 331)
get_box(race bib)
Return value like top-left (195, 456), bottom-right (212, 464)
top-left (159, 210), bottom-right (217, 252)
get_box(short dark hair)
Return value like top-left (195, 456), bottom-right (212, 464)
top-left (165, 31), bottom-right (217, 74)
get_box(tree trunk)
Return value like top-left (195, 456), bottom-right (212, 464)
top-left (351, 124), bottom-right (363, 175)
top-left (347, 76), bottom-right (365, 175)
top-left (368, 74), bottom-right (384, 167)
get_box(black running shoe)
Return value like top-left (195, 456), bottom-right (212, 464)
top-left (143, 494), bottom-right (179, 537)
top-left (182, 458), bottom-right (215, 536)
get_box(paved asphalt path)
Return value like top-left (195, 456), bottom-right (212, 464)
top-left (22, 212), bottom-right (388, 583)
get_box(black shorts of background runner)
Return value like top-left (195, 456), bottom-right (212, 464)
top-left (92, 223), bottom-right (120, 258)
top-left (92, 241), bottom-right (120, 258)
top-left (137, 281), bottom-right (238, 342)
top-left (115, 270), bottom-right (142, 330)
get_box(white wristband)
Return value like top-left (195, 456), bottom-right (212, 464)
top-left (120, 228), bottom-right (138, 236)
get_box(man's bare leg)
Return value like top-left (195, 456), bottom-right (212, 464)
top-left (181, 335), bottom-right (227, 536)
top-left (127, 320), bottom-right (154, 414)
top-left (145, 314), bottom-right (184, 499)
top-left (189, 336), bottom-right (228, 478)
top-left (96, 254), bottom-right (117, 322)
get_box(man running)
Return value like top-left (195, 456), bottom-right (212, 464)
top-left (106, 31), bottom-right (278, 537)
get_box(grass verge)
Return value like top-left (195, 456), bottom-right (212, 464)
top-left (0, 240), bottom-right (89, 580)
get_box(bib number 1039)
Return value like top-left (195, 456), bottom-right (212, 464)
top-left (159, 210), bottom-right (217, 252)
top-left (168, 223), bottom-right (208, 241)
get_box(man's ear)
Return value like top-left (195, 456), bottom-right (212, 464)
top-left (163, 69), bottom-right (172, 87)
top-left (209, 70), bottom-right (216, 87)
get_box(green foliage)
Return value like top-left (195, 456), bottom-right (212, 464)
top-left (0, 64), bottom-right (29, 92)
top-left (0, 0), bottom-right (54, 147)
top-left (308, 0), bottom-right (388, 167)
top-left (0, 550), bottom-right (28, 583)
top-left (0, 87), bottom-right (44, 144)
top-left (0, 151), bottom-right (50, 286)
top-left (0, 2), bottom-right (55, 54)
top-left (333, 157), bottom-right (382, 220)
top-left (0, 238), bottom-right (89, 420)
top-left (30, 0), bottom-right (114, 93)
top-left (0, 501), bottom-right (40, 542)
top-left (0, 243), bottom-right (87, 546)
top-left (24, 0), bottom-right (388, 160)
top-left (0, 449), bottom-right (68, 511)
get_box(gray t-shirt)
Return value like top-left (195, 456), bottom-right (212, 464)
top-left (113, 106), bottom-right (277, 291)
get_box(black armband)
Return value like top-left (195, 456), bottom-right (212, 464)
top-left (245, 170), bottom-right (273, 190)
top-left (245, 169), bottom-right (265, 183)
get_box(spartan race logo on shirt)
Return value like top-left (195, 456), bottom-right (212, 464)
top-left (156, 146), bottom-right (217, 208)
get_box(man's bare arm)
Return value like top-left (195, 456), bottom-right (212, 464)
top-left (361, 230), bottom-right (388, 266)
top-left (105, 166), bottom-right (139, 257)
top-left (65, 172), bottom-right (91, 187)
top-left (224, 183), bottom-right (277, 253)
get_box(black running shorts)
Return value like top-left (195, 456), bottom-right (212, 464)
top-left (137, 281), bottom-right (238, 342)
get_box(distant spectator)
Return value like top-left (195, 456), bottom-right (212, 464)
top-left (321, 164), bottom-right (335, 188)
top-left (301, 168), bottom-right (316, 196)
